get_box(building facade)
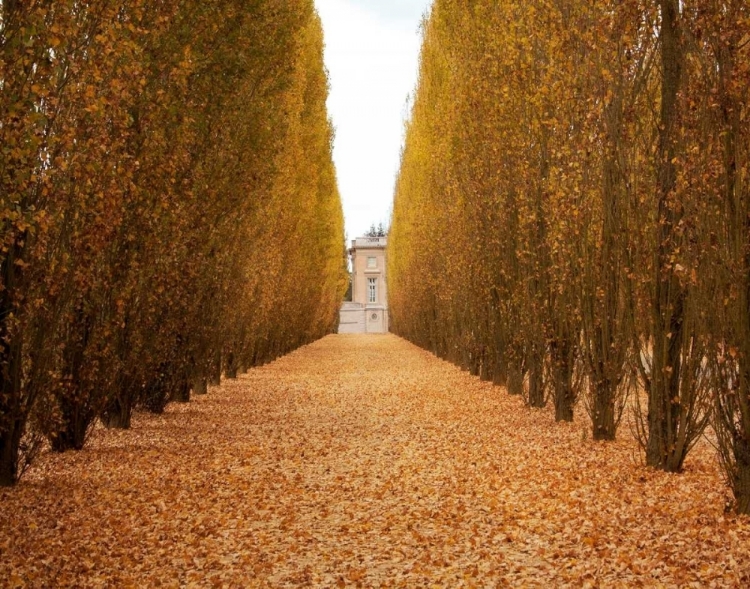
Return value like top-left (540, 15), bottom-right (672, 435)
top-left (338, 236), bottom-right (388, 334)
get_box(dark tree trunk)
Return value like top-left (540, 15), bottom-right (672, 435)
top-left (581, 81), bottom-right (629, 444)
top-left (647, 0), bottom-right (687, 471)
top-left (225, 350), bottom-right (238, 379)
top-left (479, 353), bottom-right (492, 382)
top-left (52, 305), bottom-right (96, 452)
top-left (528, 348), bottom-right (545, 408)
top-left (0, 238), bottom-right (26, 486)
top-left (142, 371), bottom-right (170, 414)
top-left (492, 351), bottom-right (507, 387)
top-left (192, 378), bottom-right (208, 395)
top-left (0, 416), bottom-right (23, 487)
top-left (209, 349), bottom-right (221, 386)
top-left (553, 368), bottom-right (575, 422)
top-left (507, 362), bottom-right (523, 396)
top-left (0, 334), bottom-right (23, 485)
top-left (735, 436), bottom-right (750, 515)
top-left (551, 337), bottom-right (576, 422)
top-left (591, 379), bottom-right (616, 441)
top-left (646, 299), bottom-right (686, 469)
top-left (447, 345), bottom-right (460, 366)
top-left (102, 395), bottom-right (133, 429)
top-left (469, 352), bottom-right (480, 377)
top-left (712, 3), bottom-right (750, 515)
top-left (172, 380), bottom-right (190, 403)
top-left (51, 396), bottom-right (93, 452)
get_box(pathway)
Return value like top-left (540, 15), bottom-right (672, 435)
top-left (1, 335), bottom-right (749, 587)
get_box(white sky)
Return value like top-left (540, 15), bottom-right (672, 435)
top-left (314, 0), bottom-right (431, 241)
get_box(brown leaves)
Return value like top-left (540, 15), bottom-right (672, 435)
top-left (1, 335), bottom-right (749, 587)
top-left (390, 0), bottom-right (750, 506)
top-left (1, 0), bottom-right (344, 483)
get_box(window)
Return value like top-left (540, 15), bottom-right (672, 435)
top-left (367, 256), bottom-right (377, 269)
top-left (368, 278), bottom-right (377, 303)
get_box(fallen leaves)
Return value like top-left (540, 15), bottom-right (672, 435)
top-left (1, 334), bottom-right (749, 587)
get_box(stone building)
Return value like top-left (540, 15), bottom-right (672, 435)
top-left (338, 236), bottom-right (388, 334)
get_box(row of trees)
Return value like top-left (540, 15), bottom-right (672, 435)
top-left (0, 0), bottom-right (347, 486)
top-left (388, 0), bottom-right (750, 513)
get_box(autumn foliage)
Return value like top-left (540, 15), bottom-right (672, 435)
top-left (388, 0), bottom-right (750, 513)
top-left (2, 335), bottom-right (748, 586)
top-left (0, 0), bottom-right (346, 486)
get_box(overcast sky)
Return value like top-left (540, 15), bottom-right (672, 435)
top-left (314, 0), bottom-right (431, 241)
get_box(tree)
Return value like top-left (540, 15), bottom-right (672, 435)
top-left (364, 223), bottom-right (388, 238)
top-left (0, 0), bottom-right (345, 485)
top-left (632, 0), bottom-right (711, 471)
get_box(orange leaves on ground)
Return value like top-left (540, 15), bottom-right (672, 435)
top-left (1, 335), bottom-right (748, 587)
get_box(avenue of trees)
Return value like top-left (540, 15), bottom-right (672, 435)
top-left (388, 0), bottom-right (750, 513)
top-left (0, 0), bottom-right (347, 486)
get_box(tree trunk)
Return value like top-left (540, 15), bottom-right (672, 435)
top-left (492, 351), bottom-right (507, 387)
top-left (647, 0), bottom-right (687, 471)
top-left (460, 348), bottom-right (471, 372)
top-left (469, 353), bottom-right (480, 377)
top-left (479, 352), bottom-right (492, 382)
top-left (193, 378), bottom-right (208, 395)
top-left (172, 381), bottom-right (190, 403)
top-left (553, 366), bottom-right (575, 422)
top-left (143, 372), bottom-right (170, 414)
top-left (51, 396), bottom-right (92, 452)
top-left (0, 335), bottom-right (23, 485)
top-left (209, 349), bottom-right (221, 386)
top-left (102, 395), bottom-right (133, 429)
top-left (225, 350), bottom-right (238, 379)
top-left (52, 306), bottom-right (95, 452)
top-left (713, 3), bottom-right (750, 515)
top-left (528, 348), bottom-right (545, 408)
top-left (551, 337), bottom-right (575, 422)
top-left (0, 417), bottom-right (23, 487)
top-left (591, 379), bottom-right (616, 441)
top-left (0, 238), bottom-right (27, 486)
top-left (735, 436), bottom-right (750, 515)
top-left (507, 362), bottom-right (523, 396)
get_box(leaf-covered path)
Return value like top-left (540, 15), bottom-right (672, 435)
top-left (2, 334), bottom-right (749, 587)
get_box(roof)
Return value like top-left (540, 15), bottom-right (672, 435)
top-left (351, 237), bottom-right (387, 248)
